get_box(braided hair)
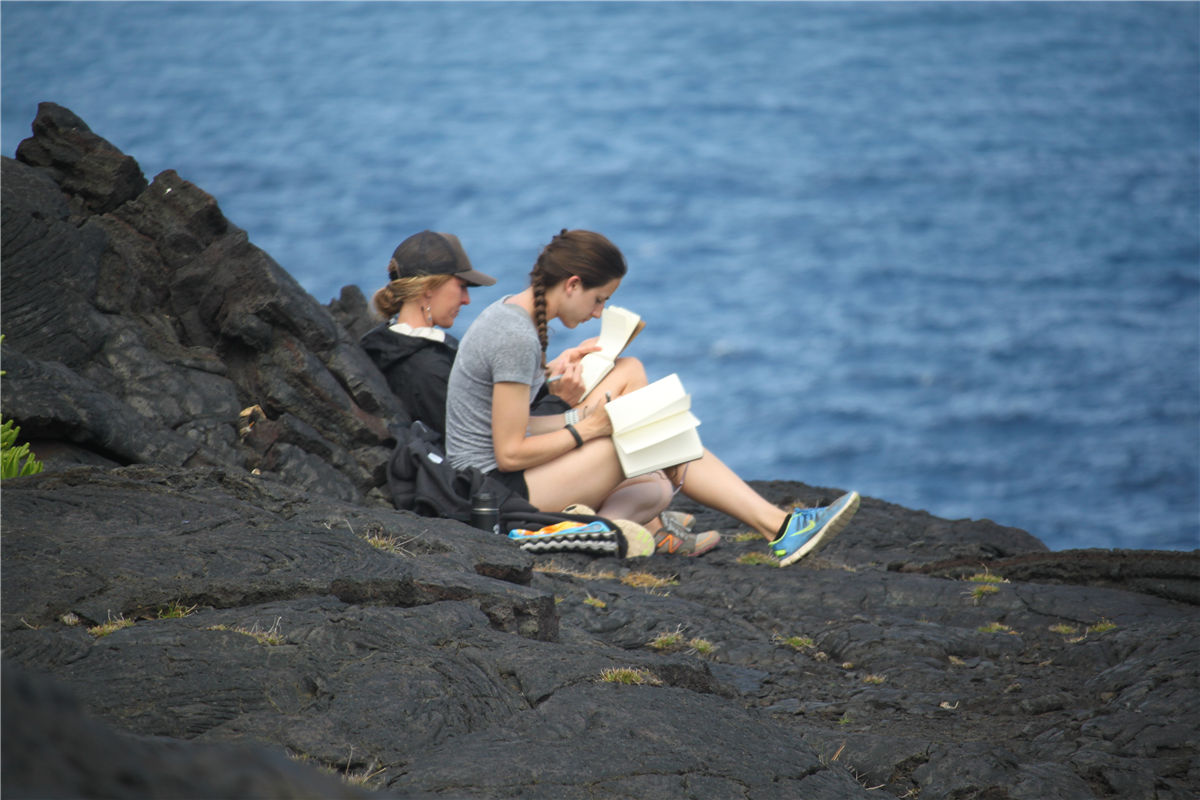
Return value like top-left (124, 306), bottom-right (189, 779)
top-left (529, 229), bottom-right (627, 365)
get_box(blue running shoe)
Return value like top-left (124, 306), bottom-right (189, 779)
top-left (770, 491), bottom-right (859, 567)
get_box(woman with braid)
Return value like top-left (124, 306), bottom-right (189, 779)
top-left (445, 229), bottom-right (859, 565)
top-left (363, 230), bottom-right (696, 553)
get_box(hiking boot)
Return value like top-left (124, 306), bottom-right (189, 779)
top-left (614, 519), bottom-right (656, 558)
top-left (771, 491), bottom-right (859, 567)
top-left (654, 513), bottom-right (720, 557)
top-left (659, 510), bottom-right (695, 532)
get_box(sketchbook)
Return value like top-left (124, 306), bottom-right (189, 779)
top-left (605, 373), bottom-right (703, 478)
top-left (578, 305), bottom-right (645, 399)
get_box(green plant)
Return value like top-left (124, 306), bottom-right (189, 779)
top-left (583, 593), bottom-right (607, 609)
top-left (737, 552), bottom-right (778, 566)
top-left (649, 626), bottom-right (714, 656)
top-left (977, 621), bottom-right (1016, 635)
top-left (777, 634), bottom-right (815, 651)
top-left (365, 532), bottom-right (416, 555)
top-left (649, 626), bottom-right (686, 651)
top-left (1088, 618), bottom-right (1117, 634)
top-left (967, 583), bottom-right (999, 603)
top-left (1, 418), bottom-right (43, 479)
top-left (598, 667), bottom-right (662, 686)
top-left (157, 600), bottom-right (198, 619)
top-left (0, 335), bottom-right (44, 479)
top-left (88, 613), bottom-right (134, 637)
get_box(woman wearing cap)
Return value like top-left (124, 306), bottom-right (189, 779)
top-left (361, 231), bottom-right (501, 438)
top-left (362, 231), bottom-right (691, 549)
top-left (445, 229), bottom-right (860, 566)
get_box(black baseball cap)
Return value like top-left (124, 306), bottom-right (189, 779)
top-left (387, 231), bottom-right (496, 287)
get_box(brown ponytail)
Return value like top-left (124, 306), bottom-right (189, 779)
top-left (528, 229), bottom-right (627, 365)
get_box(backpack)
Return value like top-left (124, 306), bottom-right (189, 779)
top-left (384, 422), bottom-right (634, 557)
top-left (385, 421), bottom-right (532, 523)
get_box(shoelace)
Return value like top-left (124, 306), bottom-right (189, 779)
top-left (789, 507), bottom-right (823, 527)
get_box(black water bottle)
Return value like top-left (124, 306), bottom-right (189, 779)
top-left (470, 490), bottom-right (501, 535)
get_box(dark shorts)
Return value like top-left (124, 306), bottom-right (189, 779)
top-left (487, 468), bottom-right (529, 500)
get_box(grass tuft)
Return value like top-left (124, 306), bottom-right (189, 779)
top-left (157, 600), bottom-right (198, 619)
top-left (977, 621), bottom-right (1017, 635)
top-left (206, 616), bottom-right (285, 646)
top-left (646, 625), bottom-right (715, 656)
top-left (1088, 618), bottom-right (1117, 634)
top-left (88, 613), bottom-right (133, 638)
top-left (365, 532), bottom-right (418, 556)
top-left (737, 552), bottom-right (778, 567)
top-left (776, 634), bottom-right (815, 651)
top-left (649, 626), bottom-right (686, 651)
top-left (599, 667), bottom-right (662, 686)
top-left (966, 583), bottom-right (999, 603)
top-left (583, 593), bottom-right (607, 609)
top-left (621, 571), bottom-right (678, 591)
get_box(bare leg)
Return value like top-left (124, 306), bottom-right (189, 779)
top-left (584, 356), bottom-right (648, 406)
top-left (523, 438), bottom-right (628, 513)
top-left (666, 449), bottom-right (788, 540)
top-left (596, 471), bottom-right (672, 526)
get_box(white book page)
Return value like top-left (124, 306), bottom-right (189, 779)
top-left (616, 411), bottom-right (701, 454)
top-left (578, 306), bottom-right (641, 398)
top-left (615, 427), bottom-right (704, 477)
top-left (606, 374), bottom-right (687, 432)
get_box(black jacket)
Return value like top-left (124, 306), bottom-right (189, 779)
top-left (361, 322), bottom-right (572, 441)
top-left (360, 323), bottom-right (457, 438)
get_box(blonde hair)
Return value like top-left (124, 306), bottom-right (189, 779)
top-left (372, 273), bottom-right (455, 320)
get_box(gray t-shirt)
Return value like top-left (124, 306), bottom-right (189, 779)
top-left (446, 298), bottom-right (544, 472)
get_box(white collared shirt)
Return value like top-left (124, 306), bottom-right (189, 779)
top-left (389, 321), bottom-right (446, 343)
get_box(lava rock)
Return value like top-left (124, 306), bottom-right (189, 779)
top-left (3, 103), bottom-right (1197, 800)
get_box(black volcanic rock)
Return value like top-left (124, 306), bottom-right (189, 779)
top-left (2, 103), bottom-right (1197, 799)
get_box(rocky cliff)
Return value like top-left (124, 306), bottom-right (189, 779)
top-left (2, 103), bottom-right (1197, 799)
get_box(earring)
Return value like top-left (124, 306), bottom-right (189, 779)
top-left (423, 305), bottom-right (433, 326)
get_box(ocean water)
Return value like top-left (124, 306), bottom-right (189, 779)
top-left (3, 1), bottom-right (1197, 552)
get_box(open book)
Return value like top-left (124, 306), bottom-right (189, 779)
top-left (605, 373), bottom-right (703, 478)
top-left (578, 305), bottom-right (645, 399)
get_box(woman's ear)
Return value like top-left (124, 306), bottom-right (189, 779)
top-left (564, 275), bottom-right (581, 295)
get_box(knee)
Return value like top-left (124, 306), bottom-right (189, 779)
top-left (614, 356), bottom-right (648, 389)
top-left (650, 470), bottom-right (673, 511)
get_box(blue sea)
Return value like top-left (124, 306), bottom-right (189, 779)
top-left (3, 1), bottom-right (1197, 552)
